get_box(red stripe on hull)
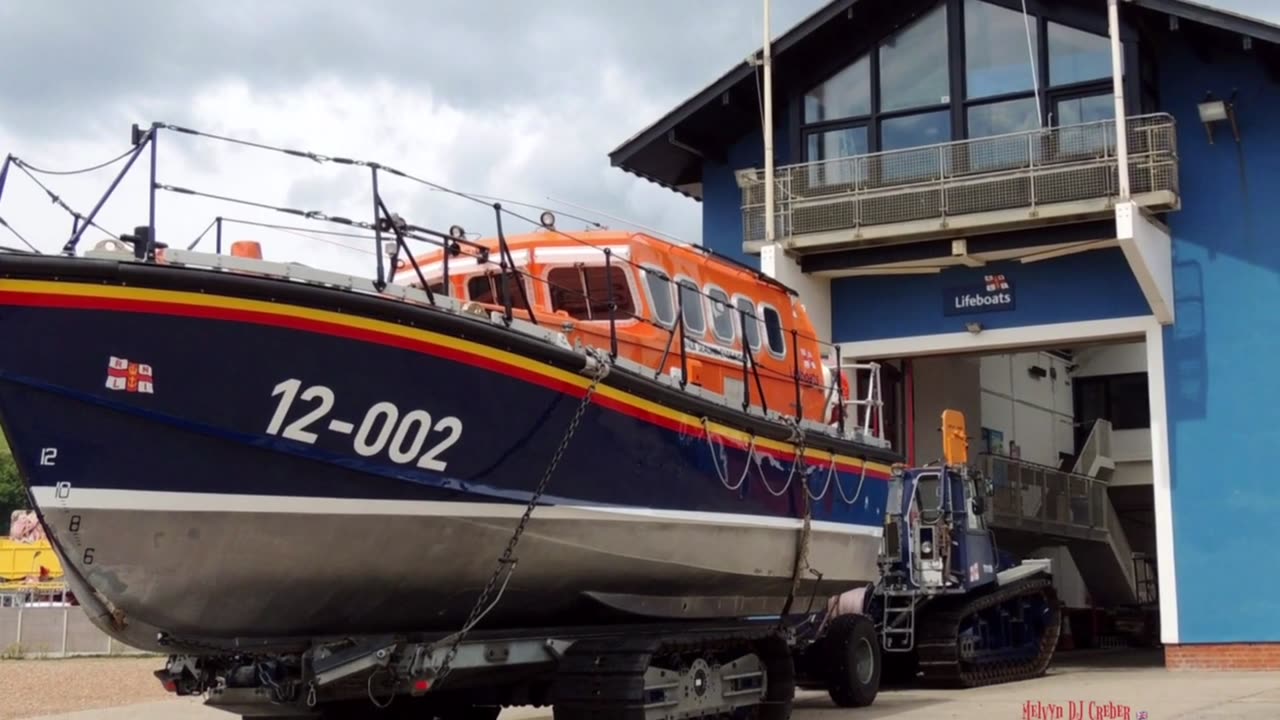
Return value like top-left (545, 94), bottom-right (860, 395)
top-left (0, 289), bottom-right (889, 479)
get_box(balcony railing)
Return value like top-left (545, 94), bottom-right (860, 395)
top-left (979, 453), bottom-right (1110, 543)
top-left (740, 113), bottom-right (1179, 252)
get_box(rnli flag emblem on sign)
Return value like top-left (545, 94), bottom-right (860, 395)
top-left (105, 356), bottom-right (154, 394)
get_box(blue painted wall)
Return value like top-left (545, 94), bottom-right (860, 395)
top-left (829, 249), bottom-right (1150, 341)
top-left (1160, 44), bottom-right (1280, 643)
top-left (701, 123), bottom-right (791, 268)
top-left (687, 20), bottom-right (1280, 644)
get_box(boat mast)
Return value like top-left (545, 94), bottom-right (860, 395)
top-left (762, 0), bottom-right (776, 246)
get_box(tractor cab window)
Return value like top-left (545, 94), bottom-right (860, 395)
top-left (914, 473), bottom-right (944, 521)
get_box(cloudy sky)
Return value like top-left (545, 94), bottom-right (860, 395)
top-left (0, 0), bottom-right (1276, 272)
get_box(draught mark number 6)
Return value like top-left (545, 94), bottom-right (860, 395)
top-left (267, 379), bottom-right (463, 472)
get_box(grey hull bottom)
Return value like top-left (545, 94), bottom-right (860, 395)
top-left (39, 499), bottom-right (882, 653)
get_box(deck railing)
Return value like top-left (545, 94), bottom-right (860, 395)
top-left (740, 113), bottom-right (1179, 248)
top-left (0, 123), bottom-right (895, 451)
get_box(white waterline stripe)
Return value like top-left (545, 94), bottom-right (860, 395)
top-left (30, 487), bottom-right (884, 538)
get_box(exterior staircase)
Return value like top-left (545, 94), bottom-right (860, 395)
top-left (981, 419), bottom-right (1137, 607)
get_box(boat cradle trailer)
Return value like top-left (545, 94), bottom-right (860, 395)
top-left (156, 614), bottom-right (877, 719)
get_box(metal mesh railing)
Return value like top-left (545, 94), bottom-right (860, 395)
top-left (981, 453), bottom-right (1110, 542)
top-left (741, 113), bottom-right (1179, 243)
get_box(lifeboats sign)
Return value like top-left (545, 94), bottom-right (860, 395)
top-left (944, 274), bottom-right (1015, 316)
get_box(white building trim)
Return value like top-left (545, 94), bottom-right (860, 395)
top-left (839, 313), bottom-right (1179, 643)
top-left (837, 316), bottom-right (1152, 361)
top-left (1145, 319), bottom-right (1179, 644)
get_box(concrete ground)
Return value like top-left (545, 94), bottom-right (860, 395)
top-left (20, 651), bottom-right (1280, 720)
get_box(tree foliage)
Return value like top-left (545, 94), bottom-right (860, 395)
top-left (0, 429), bottom-right (26, 535)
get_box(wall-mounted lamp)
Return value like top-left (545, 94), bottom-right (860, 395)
top-left (734, 168), bottom-right (759, 190)
top-left (1198, 91), bottom-right (1240, 145)
top-left (965, 322), bottom-right (983, 334)
top-left (1028, 365), bottom-right (1048, 380)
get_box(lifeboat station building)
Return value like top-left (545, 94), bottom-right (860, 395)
top-left (611, 0), bottom-right (1280, 669)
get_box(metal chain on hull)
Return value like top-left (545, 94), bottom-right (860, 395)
top-left (431, 354), bottom-right (610, 687)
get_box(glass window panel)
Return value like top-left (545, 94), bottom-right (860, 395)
top-left (1055, 93), bottom-right (1114, 126)
top-left (880, 111), bottom-right (951, 184)
top-left (1049, 22), bottom-right (1112, 86)
top-left (965, 97), bottom-right (1040, 172)
top-left (548, 266), bottom-right (635, 321)
top-left (965, 0), bottom-right (1040, 99)
top-left (762, 305), bottom-right (786, 357)
top-left (1054, 94), bottom-right (1115, 156)
top-left (881, 110), bottom-right (952, 151)
top-left (707, 287), bottom-right (734, 343)
top-left (805, 126), bottom-right (868, 187)
top-left (677, 279), bottom-right (705, 336)
top-left (735, 297), bottom-right (761, 350)
top-left (804, 55), bottom-right (871, 123)
top-left (968, 96), bottom-right (1040, 138)
top-left (880, 6), bottom-right (950, 112)
top-left (643, 269), bottom-right (675, 327)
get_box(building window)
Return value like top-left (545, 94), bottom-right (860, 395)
top-left (967, 96), bottom-right (1040, 139)
top-left (804, 55), bottom-right (871, 123)
top-left (1055, 93), bottom-right (1114, 126)
top-left (805, 126), bottom-right (868, 186)
top-left (879, 5), bottom-right (950, 113)
top-left (1073, 373), bottom-right (1151, 442)
top-left (881, 110), bottom-right (952, 152)
top-left (1048, 21), bottom-right (1112, 86)
top-left (547, 266), bottom-right (635, 321)
top-left (965, 0), bottom-right (1039, 99)
top-left (795, 0), bottom-right (1130, 168)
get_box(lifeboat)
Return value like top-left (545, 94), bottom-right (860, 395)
top-left (0, 140), bottom-right (900, 657)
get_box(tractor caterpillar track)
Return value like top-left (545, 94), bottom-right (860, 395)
top-left (551, 627), bottom-right (794, 720)
top-left (915, 577), bottom-right (1061, 688)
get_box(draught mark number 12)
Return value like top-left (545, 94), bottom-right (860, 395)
top-left (266, 379), bottom-right (463, 472)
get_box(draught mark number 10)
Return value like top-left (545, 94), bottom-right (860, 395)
top-left (266, 379), bottom-right (463, 472)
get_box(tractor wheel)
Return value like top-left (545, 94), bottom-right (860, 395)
top-left (821, 614), bottom-right (881, 708)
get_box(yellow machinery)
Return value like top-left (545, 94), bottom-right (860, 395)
top-left (0, 537), bottom-right (64, 587)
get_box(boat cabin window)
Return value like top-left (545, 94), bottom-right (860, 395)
top-left (735, 296), bottom-right (761, 351)
top-left (467, 271), bottom-right (530, 307)
top-left (547, 265), bottom-right (635, 320)
top-left (706, 287), bottom-right (735, 344)
top-left (762, 304), bottom-right (786, 358)
top-left (641, 267), bottom-right (676, 328)
top-left (676, 278), bottom-right (706, 336)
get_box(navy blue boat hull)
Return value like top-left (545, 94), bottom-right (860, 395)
top-left (0, 256), bottom-right (896, 650)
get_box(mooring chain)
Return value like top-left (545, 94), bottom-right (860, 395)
top-left (432, 352), bottom-right (609, 687)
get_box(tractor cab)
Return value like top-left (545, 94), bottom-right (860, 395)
top-left (880, 410), bottom-right (999, 596)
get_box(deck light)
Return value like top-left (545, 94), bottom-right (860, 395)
top-left (965, 322), bottom-right (983, 334)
